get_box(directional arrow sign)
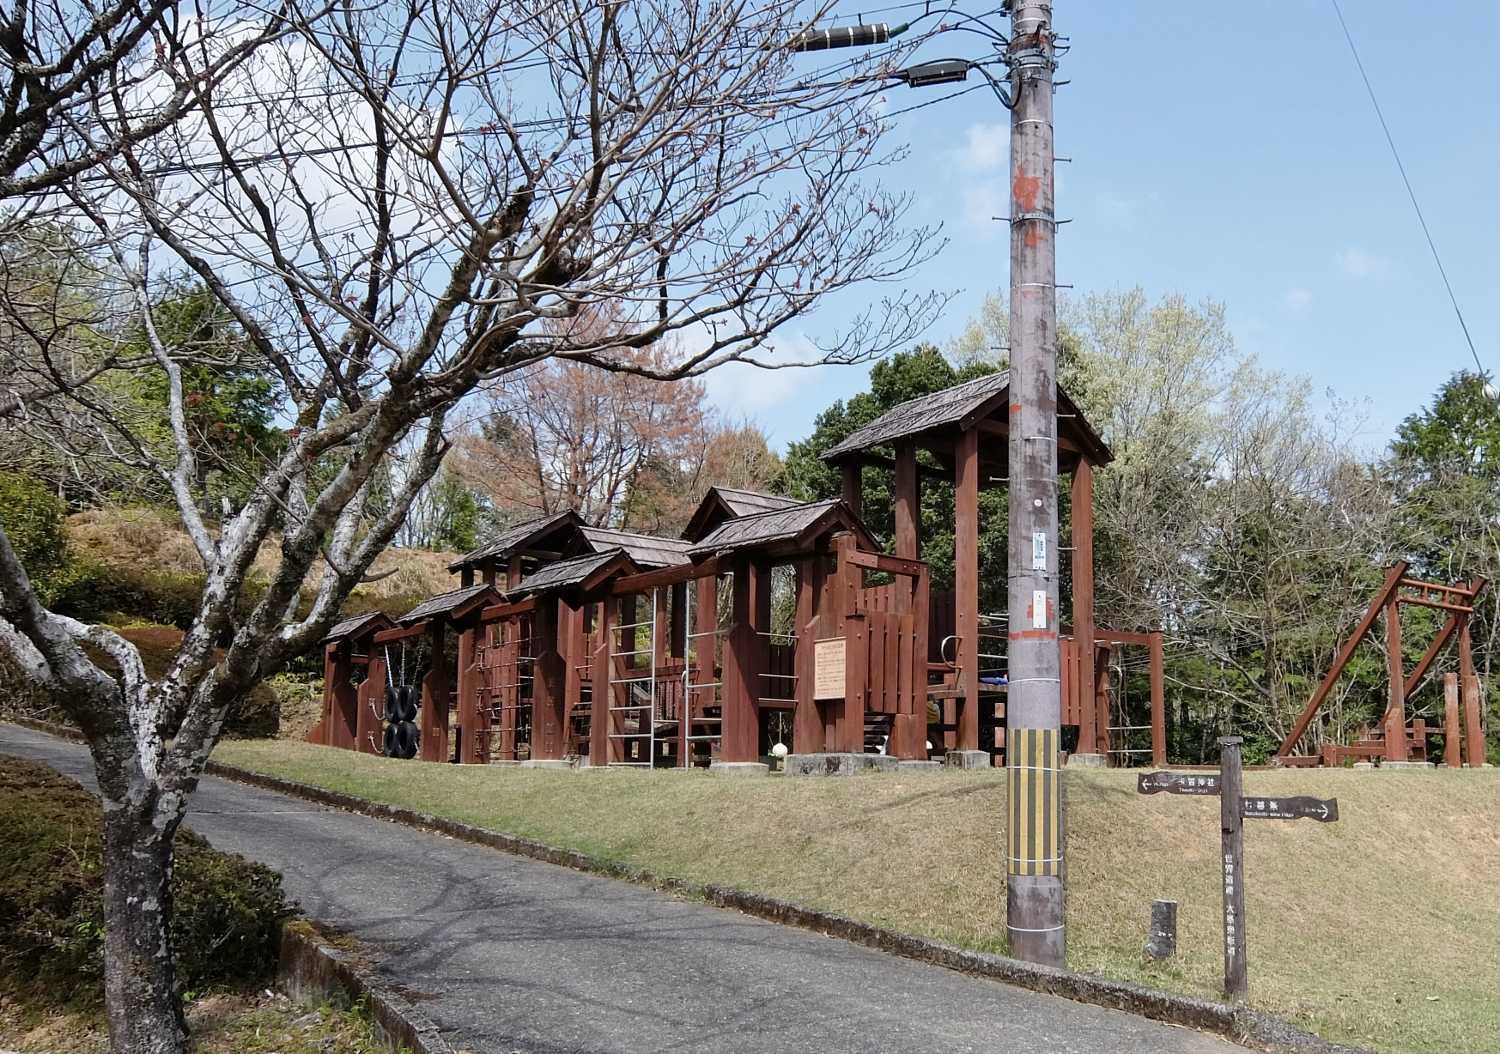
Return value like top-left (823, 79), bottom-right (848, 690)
top-left (1137, 771), bottom-right (1221, 796)
top-left (1239, 795), bottom-right (1339, 822)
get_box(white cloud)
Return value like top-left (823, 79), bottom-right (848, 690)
top-left (1283, 287), bottom-right (1313, 314)
top-left (1337, 247), bottom-right (1391, 280)
top-left (699, 332), bottom-right (826, 418)
top-left (961, 179), bottom-right (1005, 232)
top-left (957, 123), bottom-right (1007, 172)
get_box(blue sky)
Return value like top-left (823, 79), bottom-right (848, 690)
top-left (702, 0), bottom-right (1500, 456)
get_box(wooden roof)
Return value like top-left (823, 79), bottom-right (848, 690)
top-left (820, 370), bottom-right (1112, 467)
top-left (682, 486), bottom-right (801, 542)
top-left (398, 583), bottom-right (502, 625)
top-left (688, 499), bottom-right (876, 560)
top-left (511, 548), bottom-right (639, 599)
top-left (322, 610), bottom-right (394, 644)
top-left (447, 510), bottom-right (582, 572)
top-left (575, 526), bottom-right (692, 569)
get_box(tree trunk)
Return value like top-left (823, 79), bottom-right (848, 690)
top-left (101, 804), bottom-right (187, 1054)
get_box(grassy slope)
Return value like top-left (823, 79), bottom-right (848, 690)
top-left (213, 741), bottom-right (1500, 1054)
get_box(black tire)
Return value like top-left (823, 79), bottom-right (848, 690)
top-left (382, 722), bottom-right (398, 756)
top-left (396, 720), bottom-right (420, 759)
top-left (384, 685), bottom-right (400, 723)
top-left (397, 686), bottom-right (418, 723)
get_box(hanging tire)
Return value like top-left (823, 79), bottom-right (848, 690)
top-left (382, 722), bottom-right (398, 756)
top-left (397, 686), bottom-right (418, 723)
top-left (384, 685), bottom-right (400, 723)
top-left (396, 720), bottom-right (420, 759)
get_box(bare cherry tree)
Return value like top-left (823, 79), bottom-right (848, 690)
top-left (0, 2), bottom-right (946, 1051)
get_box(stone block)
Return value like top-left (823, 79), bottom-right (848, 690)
top-left (1068, 753), bottom-right (1108, 768)
top-left (943, 750), bottom-right (992, 770)
top-left (708, 761), bottom-right (769, 777)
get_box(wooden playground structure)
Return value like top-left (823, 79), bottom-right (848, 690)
top-left (308, 374), bottom-right (1180, 769)
top-left (1276, 561), bottom-right (1488, 767)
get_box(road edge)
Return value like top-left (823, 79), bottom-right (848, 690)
top-left (279, 920), bottom-right (456, 1054)
top-left (7, 717), bottom-right (1366, 1054)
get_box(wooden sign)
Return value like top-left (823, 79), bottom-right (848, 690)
top-left (813, 638), bottom-right (846, 700)
top-left (1140, 738), bottom-right (1341, 1006)
top-left (1240, 795), bottom-right (1338, 822)
top-left (1138, 771), bottom-right (1220, 796)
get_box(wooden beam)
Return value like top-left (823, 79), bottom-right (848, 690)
top-left (1383, 597), bottom-right (1408, 762)
top-left (1071, 459), bottom-right (1097, 755)
top-left (894, 442), bottom-right (920, 563)
top-left (844, 549), bottom-right (926, 580)
top-left (1460, 618), bottom-right (1485, 767)
top-left (479, 596), bottom-right (538, 622)
top-left (1276, 561), bottom-right (1409, 756)
top-left (612, 558), bottom-right (715, 595)
top-left (954, 427), bottom-right (981, 752)
top-left (373, 623), bottom-right (429, 645)
top-left (1443, 673), bottom-right (1463, 768)
top-left (840, 462), bottom-right (863, 521)
top-left (1149, 631), bottom-right (1167, 766)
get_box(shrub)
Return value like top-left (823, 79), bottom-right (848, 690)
top-left (0, 756), bottom-right (293, 1006)
top-left (0, 471), bottom-right (69, 602)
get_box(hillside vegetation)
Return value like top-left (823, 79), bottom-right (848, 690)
top-left (215, 741), bottom-right (1500, 1054)
top-left (61, 506), bottom-right (459, 627)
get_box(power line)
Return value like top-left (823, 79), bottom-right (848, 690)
top-left (1329, 0), bottom-right (1486, 378)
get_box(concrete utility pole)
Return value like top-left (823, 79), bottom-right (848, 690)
top-left (1004, 0), bottom-right (1065, 968)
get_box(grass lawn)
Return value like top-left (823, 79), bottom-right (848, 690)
top-left (0, 990), bottom-right (397, 1054)
top-left (214, 740), bottom-right (1500, 1054)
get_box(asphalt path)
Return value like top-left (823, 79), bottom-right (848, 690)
top-left (2, 723), bottom-right (1236, 1054)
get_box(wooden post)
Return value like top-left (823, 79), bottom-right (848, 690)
top-left (720, 560), bottom-right (760, 761)
top-left (889, 560), bottom-right (930, 759)
top-left (1093, 643), bottom-right (1111, 759)
top-left (954, 426), bottom-right (981, 752)
top-left (840, 461), bottom-right (863, 521)
top-left (792, 558), bottom-right (824, 753)
top-left (420, 621), bottom-right (449, 762)
top-left (1443, 672), bottom-right (1462, 768)
top-left (532, 597), bottom-right (566, 760)
top-left (1219, 736), bottom-right (1248, 1004)
top-left (590, 600), bottom-right (614, 766)
top-left (893, 442), bottom-right (920, 560)
top-left (325, 643), bottom-right (358, 749)
top-left (1460, 618), bottom-right (1485, 767)
top-left (506, 554), bottom-right (523, 590)
top-left (1383, 598), bottom-right (1408, 761)
top-left (691, 572), bottom-right (719, 764)
top-left (1149, 630), bottom-right (1167, 766)
top-left (456, 625), bottom-right (480, 763)
top-left (356, 651), bottom-right (385, 755)
top-left (1071, 460), bottom-right (1097, 756)
top-left (561, 599), bottom-right (583, 744)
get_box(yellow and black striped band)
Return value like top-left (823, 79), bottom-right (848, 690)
top-left (1007, 727), bottom-right (1061, 877)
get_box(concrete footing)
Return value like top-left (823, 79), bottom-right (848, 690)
top-left (784, 752), bottom-right (900, 776)
top-left (943, 750), bottom-right (992, 770)
top-left (519, 758), bottom-right (575, 770)
top-left (1068, 753), bottom-right (1108, 768)
top-left (1353, 761), bottom-right (1376, 770)
top-left (708, 761), bottom-right (770, 777)
top-left (1381, 760), bottom-right (1435, 770)
top-left (897, 760), bottom-right (943, 772)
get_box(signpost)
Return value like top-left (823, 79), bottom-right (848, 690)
top-left (1136, 735), bottom-right (1339, 1004)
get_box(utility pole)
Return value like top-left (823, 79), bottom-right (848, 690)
top-left (1004, 0), bottom-right (1065, 968)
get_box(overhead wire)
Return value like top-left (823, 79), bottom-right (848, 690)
top-left (1328, 0), bottom-right (1486, 378)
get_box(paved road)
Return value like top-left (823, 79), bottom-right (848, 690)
top-left (3, 723), bottom-right (1235, 1054)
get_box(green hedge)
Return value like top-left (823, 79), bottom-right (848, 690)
top-left (0, 756), bottom-right (292, 1005)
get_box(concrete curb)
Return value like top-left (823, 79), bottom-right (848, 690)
top-left (8, 717), bottom-right (1366, 1054)
top-left (278, 922), bottom-right (455, 1054)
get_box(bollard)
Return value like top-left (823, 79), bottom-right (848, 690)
top-left (1145, 899), bottom-right (1178, 960)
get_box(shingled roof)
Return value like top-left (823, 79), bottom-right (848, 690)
top-left (682, 486), bottom-right (801, 542)
top-left (398, 583), bottom-right (501, 624)
top-left (820, 371), bottom-right (1111, 465)
top-left (576, 526), bottom-right (691, 569)
top-left (688, 498), bottom-right (875, 559)
top-left (511, 548), bottom-right (638, 598)
top-left (322, 610), bottom-right (393, 644)
top-left (447, 510), bottom-right (582, 573)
